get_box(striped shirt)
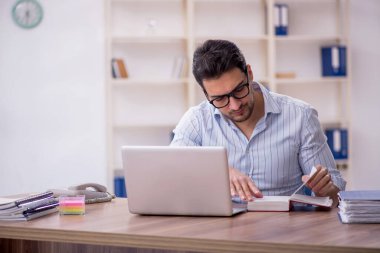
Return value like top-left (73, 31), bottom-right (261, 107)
top-left (171, 83), bottom-right (346, 196)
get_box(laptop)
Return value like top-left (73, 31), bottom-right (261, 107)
top-left (121, 146), bottom-right (247, 216)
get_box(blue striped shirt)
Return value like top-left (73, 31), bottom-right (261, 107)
top-left (171, 83), bottom-right (346, 196)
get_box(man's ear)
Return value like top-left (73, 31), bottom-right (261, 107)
top-left (246, 64), bottom-right (254, 81)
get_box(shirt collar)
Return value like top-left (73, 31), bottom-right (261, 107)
top-left (259, 82), bottom-right (281, 116)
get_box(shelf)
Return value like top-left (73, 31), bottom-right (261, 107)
top-left (106, 0), bottom-right (352, 191)
top-left (112, 36), bottom-right (186, 44)
top-left (276, 77), bottom-right (348, 84)
top-left (275, 35), bottom-right (346, 43)
top-left (111, 78), bottom-right (188, 87)
top-left (195, 35), bottom-right (268, 44)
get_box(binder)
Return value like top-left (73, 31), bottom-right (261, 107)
top-left (325, 128), bottom-right (348, 160)
top-left (321, 46), bottom-right (347, 76)
top-left (274, 4), bottom-right (288, 36)
top-left (114, 169), bottom-right (127, 198)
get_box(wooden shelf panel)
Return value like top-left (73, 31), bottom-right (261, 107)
top-left (111, 78), bottom-right (188, 87)
top-left (112, 36), bottom-right (187, 44)
top-left (276, 77), bottom-right (348, 84)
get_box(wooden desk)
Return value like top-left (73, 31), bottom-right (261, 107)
top-left (0, 198), bottom-right (379, 253)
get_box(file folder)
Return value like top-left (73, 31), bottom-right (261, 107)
top-left (321, 46), bottom-right (347, 76)
top-left (274, 4), bottom-right (288, 36)
top-left (325, 128), bottom-right (348, 160)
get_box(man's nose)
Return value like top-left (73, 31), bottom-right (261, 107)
top-left (228, 96), bottom-right (241, 110)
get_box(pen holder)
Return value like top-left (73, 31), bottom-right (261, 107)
top-left (58, 195), bottom-right (85, 215)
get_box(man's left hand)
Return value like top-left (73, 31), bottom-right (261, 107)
top-left (302, 165), bottom-right (340, 207)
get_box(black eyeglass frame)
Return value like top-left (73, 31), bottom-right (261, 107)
top-left (205, 69), bottom-right (251, 109)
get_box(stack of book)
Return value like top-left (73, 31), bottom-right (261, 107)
top-left (338, 190), bottom-right (380, 224)
top-left (0, 191), bottom-right (59, 221)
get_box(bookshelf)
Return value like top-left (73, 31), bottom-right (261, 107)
top-left (105, 0), bottom-right (351, 191)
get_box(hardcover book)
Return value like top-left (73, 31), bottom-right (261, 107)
top-left (247, 167), bottom-right (333, 211)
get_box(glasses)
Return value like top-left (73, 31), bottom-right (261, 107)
top-left (207, 73), bottom-right (250, 109)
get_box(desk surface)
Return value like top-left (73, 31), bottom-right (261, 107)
top-left (1, 198), bottom-right (380, 253)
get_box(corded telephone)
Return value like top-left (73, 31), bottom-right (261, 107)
top-left (50, 183), bottom-right (115, 204)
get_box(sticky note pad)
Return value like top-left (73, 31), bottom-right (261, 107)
top-left (59, 196), bottom-right (85, 215)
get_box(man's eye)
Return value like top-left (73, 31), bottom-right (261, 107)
top-left (214, 96), bottom-right (226, 102)
top-left (234, 85), bottom-right (245, 92)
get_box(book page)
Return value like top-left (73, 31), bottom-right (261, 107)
top-left (290, 194), bottom-right (332, 207)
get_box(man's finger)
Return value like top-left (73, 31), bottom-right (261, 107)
top-left (248, 180), bottom-right (262, 198)
top-left (313, 174), bottom-right (331, 194)
top-left (309, 167), bottom-right (327, 187)
top-left (230, 182), bottom-right (237, 197)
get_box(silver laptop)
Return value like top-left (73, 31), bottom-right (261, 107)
top-left (121, 146), bottom-right (247, 216)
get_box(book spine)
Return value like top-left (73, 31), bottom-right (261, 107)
top-left (15, 191), bottom-right (54, 206)
top-left (116, 59), bottom-right (129, 79)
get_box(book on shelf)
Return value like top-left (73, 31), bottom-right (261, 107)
top-left (274, 3), bottom-right (288, 36)
top-left (338, 190), bottom-right (380, 224)
top-left (248, 166), bottom-right (333, 211)
top-left (325, 128), bottom-right (348, 160)
top-left (275, 71), bottom-right (296, 79)
top-left (0, 191), bottom-right (59, 221)
top-left (111, 58), bottom-right (129, 79)
top-left (321, 46), bottom-right (347, 76)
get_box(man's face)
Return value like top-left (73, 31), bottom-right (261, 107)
top-left (203, 67), bottom-right (254, 123)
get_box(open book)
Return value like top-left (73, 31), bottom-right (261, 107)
top-left (248, 167), bottom-right (333, 211)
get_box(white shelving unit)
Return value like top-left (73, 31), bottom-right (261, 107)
top-left (105, 0), bottom-right (351, 191)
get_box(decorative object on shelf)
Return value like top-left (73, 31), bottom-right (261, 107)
top-left (321, 45), bottom-right (347, 76)
top-left (274, 3), bottom-right (288, 36)
top-left (12, 0), bottom-right (43, 29)
top-left (145, 18), bottom-right (158, 35)
top-left (325, 128), bottom-right (348, 160)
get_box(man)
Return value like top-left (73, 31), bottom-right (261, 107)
top-left (171, 40), bottom-right (346, 206)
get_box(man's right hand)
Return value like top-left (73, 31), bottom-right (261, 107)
top-left (229, 167), bottom-right (262, 201)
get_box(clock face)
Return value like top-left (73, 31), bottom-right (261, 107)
top-left (12, 0), bottom-right (43, 29)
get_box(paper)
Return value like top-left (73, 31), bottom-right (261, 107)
top-left (290, 166), bottom-right (317, 197)
top-left (0, 197), bottom-right (19, 205)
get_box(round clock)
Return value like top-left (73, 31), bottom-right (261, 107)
top-left (12, 0), bottom-right (43, 29)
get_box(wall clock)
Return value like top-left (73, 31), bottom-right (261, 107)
top-left (12, 0), bottom-right (43, 29)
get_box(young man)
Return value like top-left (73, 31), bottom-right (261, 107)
top-left (171, 40), bottom-right (346, 206)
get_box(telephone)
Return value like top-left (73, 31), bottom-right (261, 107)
top-left (50, 183), bottom-right (115, 204)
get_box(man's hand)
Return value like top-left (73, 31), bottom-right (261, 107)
top-left (229, 167), bottom-right (262, 201)
top-left (302, 165), bottom-right (340, 207)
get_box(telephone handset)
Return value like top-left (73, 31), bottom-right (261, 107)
top-left (50, 183), bottom-right (115, 204)
top-left (68, 183), bottom-right (107, 193)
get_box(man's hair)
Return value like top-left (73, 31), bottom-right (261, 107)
top-left (192, 40), bottom-right (247, 88)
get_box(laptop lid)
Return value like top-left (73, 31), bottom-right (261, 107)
top-left (121, 146), bottom-right (246, 216)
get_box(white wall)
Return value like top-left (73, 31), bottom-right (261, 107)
top-left (0, 0), bottom-right (379, 195)
top-left (0, 0), bottom-right (106, 195)
top-left (349, 0), bottom-right (380, 190)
